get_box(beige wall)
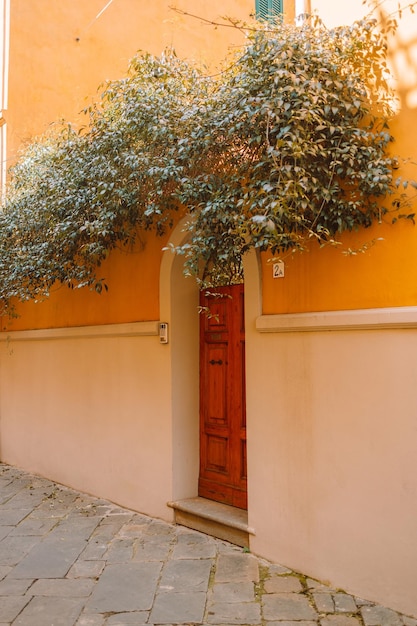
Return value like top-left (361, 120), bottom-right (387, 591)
top-left (0, 217), bottom-right (201, 519)
top-left (312, 0), bottom-right (366, 25)
top-left (2, 227), bottom-right (417, 617)
top-left (244, 254), bottom-right (417, 616)
top-left (0, 323), bottom-right (175, 520)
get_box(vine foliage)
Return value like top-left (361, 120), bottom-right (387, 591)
top-left (0, 12), bottom-right (415, 311)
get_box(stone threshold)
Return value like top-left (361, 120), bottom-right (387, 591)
top-left (167, 497), bottom-right (255, 548)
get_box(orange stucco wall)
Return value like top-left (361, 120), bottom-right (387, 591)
top-left (7, 0), bottom-right (255, 162)
top-left (3, 0), bottom-right (417, 329)
top-left (262, 218), bottom-right (417, 314)
top-left (262, 171), bottom-right (417, 314)
top-left (1, 230), bottom-right (171, 331)
top-left (262, 1), bottom-right (417, 314)
top-left (4, 0), bottom-right (255, 331)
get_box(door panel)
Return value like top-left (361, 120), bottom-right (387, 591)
top-left (199, 284), bottom-right (247, 509)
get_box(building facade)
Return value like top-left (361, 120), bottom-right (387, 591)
top-left (1, 0), bottom-right (417, 617)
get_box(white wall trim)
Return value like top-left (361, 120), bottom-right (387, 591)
top-left (256, 306), bottom-right (417, 333)
top-left (0, 320), bottom-right (159, 342)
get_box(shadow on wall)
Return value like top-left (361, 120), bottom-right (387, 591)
top-left (378, 5), bottom-right (417, 109)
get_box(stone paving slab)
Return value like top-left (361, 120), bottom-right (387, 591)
top-left (263, 592), bottom-right (318, 621)
top-left (158, 558), bottom-right (212, 593)
top-left (85, 562), bottom-right (162, 613)
top-left (0, 597), bottom-right (31, 624)
top-left (214, 552), bottom-right (260, 583)
top-left (150, 590), bottom-right (207, 624)
top-left (362, 606), bottom-right (406, 626)
top-left (207, 601), bottom-right (262, 624)
top-left (106, 612), bottom-right (149, 625)
top-left (320, 617), bottom-right (363, 626)
top-left (12, 516), bottom-right (102, 579)
top-left (265, 575), bottom-right (304, 593)
top-left (13, 596), bottom-right (85, 626)
top-left (0, 463), bottom-right (416, 626)
top-left (210, 580), bottom-right (255, 603)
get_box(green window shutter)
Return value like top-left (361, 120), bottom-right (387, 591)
top-left (255, 0), bottom-right (283, 20)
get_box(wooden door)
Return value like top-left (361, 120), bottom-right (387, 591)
top-left (198, 284), bottom-right (247, 510)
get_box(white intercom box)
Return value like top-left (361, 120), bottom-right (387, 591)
top-left (159, 322), bottom-right (169, 344)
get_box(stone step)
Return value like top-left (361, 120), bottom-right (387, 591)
top-left (167, 497), bottom-right (255, 548)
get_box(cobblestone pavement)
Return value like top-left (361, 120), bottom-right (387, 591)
top-left (1, 463), bottom-right (416, 626)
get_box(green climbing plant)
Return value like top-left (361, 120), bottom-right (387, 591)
top-left (0, 10), bottom-right (415, 313)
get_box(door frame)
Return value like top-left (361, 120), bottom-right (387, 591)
top-left (160, 217), bottom-right (262, 507)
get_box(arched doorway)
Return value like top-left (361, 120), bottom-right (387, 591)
top-left (160, 218), bottom-right (260, 510)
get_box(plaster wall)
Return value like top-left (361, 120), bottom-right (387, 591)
top-left (7, 0), bottom-right (255, 162)
top-left (4, 0), bottom-right (256, 331)
top-left (3, 0), bottom-right (417, 333)
top-left (262, 0), bottom-right (417, 315)
top-left (245, 296), bottom-right (417, 616)
top-left (0, 217), bottom-right (201, 518)
top-left (0, 323), bottom-right (175, 520)
top-left (1, 223), bottom-right (416, 618)
top-left (4, 0), bottom-right (417, 332)
top-left (312, 0), bottom-right (367, 26)
top-left (1, 231), bottom-right (169, 331)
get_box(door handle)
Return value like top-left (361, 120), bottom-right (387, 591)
top-left (209, 359), bottom-right (223, 365)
